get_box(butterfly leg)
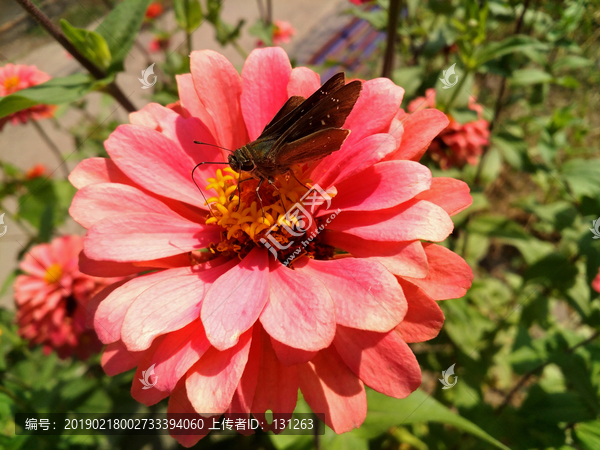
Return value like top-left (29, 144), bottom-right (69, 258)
top-left (230, 177), bottom-right (252, 212)
top-left (255, 178), bottom-right (267, 220)
top-left (267, 178), bottom-right (289, 214)
top-left (290, 170), bottom-right (311, 191)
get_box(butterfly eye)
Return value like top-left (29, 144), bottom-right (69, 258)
top-left (241, 161), bottom-right (254, 172)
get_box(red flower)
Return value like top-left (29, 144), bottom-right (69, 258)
top-left (26, 163), bottom-right (47, 180)
top-left (0, 64), bottom-right (56, 130)
top-left (145, 2), bottom-right (163, 19)
top-left (593, 269), bottom-right (600, 293)
top-left (14, 236), bottom-right (119, 359)
top-left (69, 48), bottom-right (472, 446)
top-left (406, 88), bottom-right (490, 169)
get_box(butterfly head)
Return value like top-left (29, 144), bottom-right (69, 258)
top-left (228, 150), bottom-right (254, 173)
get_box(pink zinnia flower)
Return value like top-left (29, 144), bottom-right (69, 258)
top-left (14, 235), bottom-right (116, 359)
top-left (0, 63), bottom-right (56, 130)
top-left (349, 0), bottom-right (373, 4)
top-left (406, 88), bottom-right (490, 169)
top-left (69, 48), bottom-right (472, 446)
top-left (256, 20), bottom-right (296, 47)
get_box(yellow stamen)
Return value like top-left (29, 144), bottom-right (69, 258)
top-left (44, 263), bottom-right (63, 284)
top-left (4, 76), bottom-right (20, 91)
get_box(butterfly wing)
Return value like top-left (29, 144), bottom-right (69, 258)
top-left (258, 73), bottom-right (347, 140)
top-left (261, 95), bottom-right (305, 137)
top-left (274, 128), bottom-right (351, 168)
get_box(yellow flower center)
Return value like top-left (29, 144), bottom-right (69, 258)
top-left (204, 166), bottom-right (335, 263)
top-left (44, 263), bottom-right (63, 284)
top-left (3, 76), bottom-right (20, 92)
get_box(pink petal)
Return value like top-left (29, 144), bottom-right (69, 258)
top-left (69, 157), bottom-right (132, 189)
top-left (328, 199), bottom-right (454, 242)
top-left (167, 381), bottom-right (211, 447)
top-left (129, 102), bottom-right (178, 129)
top-left (295, 258), bottom-right (406, 332)
top-left (241, 47), bottom-right (292, 141)
top-left (323, 232), bottom-right (429, 278)
top-left (311, 133), bottom-right (397, 189)
top-left (298, 346), bottom-right (367, 433)
top-left (151, 319), bottom-right (212, 392)
top-left (101, 341), bottom-right (145, 376)
top-left (121, 259), bottom-right (237, 351)
top-left (79, 252), bottom-right (157, 277)
top-left (227, 325), bottom-right (262, 415)
top-left (319, 160), bottom-right (431, 213)
top-left (131, 336), bottom-right (169, 406)
top-left (403, 243), bottom-right (473, 300)
top-left (287, 67), bottom-right (320, 97)
top-left (86, 278), bottom-right (130, 329)
top-left (202, 248), bottom-right (269, 350)
top-left (343, 78), bottom-right (404, 149)
top-left (70, 182), bottom-right (185, 229)
top-left (270, 336), bottom-right (317, 365)
top-left (186, 328), bottom-right (253, 415)
top-left (84, 213), bottom-right (221, 262)
top-left (333, 325), bottom-right (421, 398)
top-left (396, 279), bottom-right (444, 343)
top-left (415, 177), bottom-right (472, 216)
top-left (190, 50), bottom-right (248, 150)
top-left (388, 117), bottom-right (404, 148)
top-left (252, 327), bottom-right (299, 425)
top-left (176, 73), bottom-right (216, 138)
top-left (94, 267), bottom-right (190, 344)
top-left (260, 260), bottom-right (335, 351)
top-left (387, 109), bottom-right (449, 161)
top-left (105, 124), bottom-right (207, 209)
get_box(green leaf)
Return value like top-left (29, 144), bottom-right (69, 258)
top-left (59, 19), bottom-right (111, 69)
top-left (510, 68), bottom-right (553, 86)
top-left (0, 74), bottom-right (94, 119)
top-left (94, 0), bottom-right (152, 72)
top-left (448, 106), bottom-right (478, 124)
top-left (552, 55), bottom-right (593, 72)
top-left (575, 421), bottom-right (600, 450)
top-left (561, 159), bottom-right (600, 199)
top-left (474, 35), bottom-right (548, 66)
top-left (174, 0), bottom-right (203, 33)
top-left (249, 20), bottom-right (275, 47)
top-left (357, 390), bottom-right (509, 449)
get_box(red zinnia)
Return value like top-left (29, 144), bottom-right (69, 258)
top-left (406, 88), bottom-right (490, 169)
top-left (14, 235), bottom-right (118, 359)
top-left (0, 64), bottom-right (56, 130)
top-left (70, 48), bottom-right (472, 446)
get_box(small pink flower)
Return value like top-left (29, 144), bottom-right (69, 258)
top-left (407, 88), bottom-right (490, 169)
top-left (593, 269), bottom-right (600, 293)
top-left (0, 64), bottom-right (56, 130)
top-left (70, 48), bottom-right (472, 446)
top-left (14, 236), bottom-right (118, 359)
top-left (349, 0), bottom-right (373, 4)
top-left (273, 20), bottom-right (295, 45)
top-left (148, 36), bottom-right (170, 53)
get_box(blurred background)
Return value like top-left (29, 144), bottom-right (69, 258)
top-left (1, 0), bottom-right (600, 448)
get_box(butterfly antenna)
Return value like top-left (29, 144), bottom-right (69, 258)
top-left (194, 141), bottom-right (235, 153)
top-left (191, 161), bottom-right (229, 220)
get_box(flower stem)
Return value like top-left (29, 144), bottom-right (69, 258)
top-left (444, 68), bottom-right (469, 112)
top-left (313, 413), bottom-right (320, 450)
top-left (14, 0), bottom-right (137, 113)
top-left (232, 41), bottom-right (248, 59)
top-left (381, 0), bottom-right (402, 79)
top-left (31, 121), bottom-right (69, 178)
